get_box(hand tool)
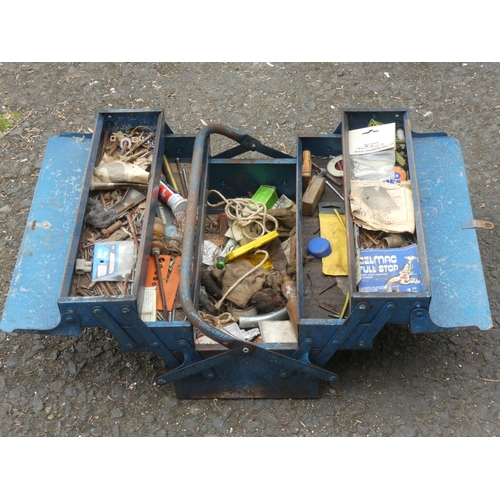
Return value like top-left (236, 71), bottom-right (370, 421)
top-left (151, 218), bottom-right (168, 315)
top-left (325, 179), bottom-right (344, 201)
top-left (302, 150), bottom-right (312, 190)
top-left (181, 167), bottom-right (189, 197)
top-left (176, 158), bottom-right (188, 198)
top-left (319, 279), bottom-right (337, 295)
top-left (224, 230), bottom-right (279, 264)
top-left (146, 254), bottom-right (171, 311)
top-left (312, 161), bottom-right (343, 186)
top-left (112, 188), bottom-right (146, 215)
top-left (164, 256), bottom-right (182, 321)
top-left (101, 220), bottom-right (123, 238)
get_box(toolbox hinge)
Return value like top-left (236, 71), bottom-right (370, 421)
top-left (313, 302), bottom-right (371, 367)
top-left (410, 307), bottom-right (458, 333)
top-left (347, 301), bottom-right (398, 349)
top-left (92, 305), bottom-right (184, 369)
top-left (155, 342), bottom-right (340, 387)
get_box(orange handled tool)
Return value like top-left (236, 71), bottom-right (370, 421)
top-left (164, 256), bottom-right (182, 321)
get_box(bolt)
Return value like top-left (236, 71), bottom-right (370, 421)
top-left (126, 343), bottom-right (133, 349)
top-left (178, 340), bottom-right (188, 347)
top-left (157, 378), bottom-right (165, 385)
top-left (206, 373), bottom-right (215, 380)
top-left (416, 311), bottom-right (424, 318)
top-left (332, 340), bottom-right (339, 347)
top-left (359, 341), bottom-right (366, 347)
top-left (280, 372), bottom-right (288, 379)
top-left (65, 316), bottom-right (75, 324)
top-left (386, 303), bottom-right (395, 310)
top-left (121, 306), bottom-right (130, 314)
top-left (152, 342), bottom-right (159, 348)
top-left (93, 307), bottom-right (102, 316)
top-left (242, 347), bottom-right (250, 354)
top-left (359, 303), bottom-right (367, 310)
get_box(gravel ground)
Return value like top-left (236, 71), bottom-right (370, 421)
top-left (0, 62), bottom-right (499, 446)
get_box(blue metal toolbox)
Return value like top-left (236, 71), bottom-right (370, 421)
top-left (0, 108), bottom-right (493, 399)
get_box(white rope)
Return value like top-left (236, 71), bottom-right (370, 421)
top-left (207, 189), bottom-right (278, 240)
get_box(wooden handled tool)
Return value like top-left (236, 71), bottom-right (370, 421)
top-left (302, 150), bottom-right (312, 191)
top-left (151, 218), bottom-right (168, 316)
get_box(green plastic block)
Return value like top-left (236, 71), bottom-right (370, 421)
top-left (251, 185), bottom-right (278, 209)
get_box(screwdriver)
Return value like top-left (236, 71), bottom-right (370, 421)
top-left (151, 217), bottom-right (168, 316)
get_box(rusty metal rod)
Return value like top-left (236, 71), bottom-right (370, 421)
top-left (176, 158), bottom-right (188, 198)
top-left (163, 155), bottom-right (180, 193)
top-left (125, 212), bottom-right (139, 247)
top-left (325, 179), bottom-right (344, 201)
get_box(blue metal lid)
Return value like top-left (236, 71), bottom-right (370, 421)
top-left (0, 134), bottom-right (92, 333)
top-left (307, 237), bottom-right (332, 258)
top-left (413, 134), bottom-right (492, 330)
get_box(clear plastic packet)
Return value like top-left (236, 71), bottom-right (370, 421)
top-left (92, 240), bottom-right (137, 281)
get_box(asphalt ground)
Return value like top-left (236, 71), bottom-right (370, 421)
top-left (1, 60), bottom-right (498, 495)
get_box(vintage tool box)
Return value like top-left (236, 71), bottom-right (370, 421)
top-left (0, 108), bottom-right (493, 399)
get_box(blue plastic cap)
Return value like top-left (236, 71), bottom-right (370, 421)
top-left (307, 237), bottom-right (332, 258)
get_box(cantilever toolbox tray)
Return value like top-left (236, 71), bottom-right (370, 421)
top-left (0, 108), bottom-right (493, 399)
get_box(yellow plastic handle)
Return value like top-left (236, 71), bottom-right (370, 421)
top-left (226, 230), bottom-right (280, 263)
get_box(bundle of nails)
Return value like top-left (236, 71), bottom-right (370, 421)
top-left (359, 229), bottom-right (386, 249)
top-left (100, 127), bottom-right (155, 164)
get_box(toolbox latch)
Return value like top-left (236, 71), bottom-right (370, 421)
top-left (461, 219), bottom-right (495, 230)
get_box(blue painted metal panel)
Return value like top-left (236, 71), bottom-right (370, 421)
top-left (0, 134), bottom-right (91, 333)
top-left (413, 135), bottom-right (492, 330)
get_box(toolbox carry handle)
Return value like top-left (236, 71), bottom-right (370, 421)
top-left (179, 124), bottom-right (287, 348)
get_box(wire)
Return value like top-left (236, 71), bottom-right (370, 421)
top-left (340, 292), bottom-right (350, 319)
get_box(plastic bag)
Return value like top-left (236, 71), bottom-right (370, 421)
top-left (92, 240), bottom-right (137, 281)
